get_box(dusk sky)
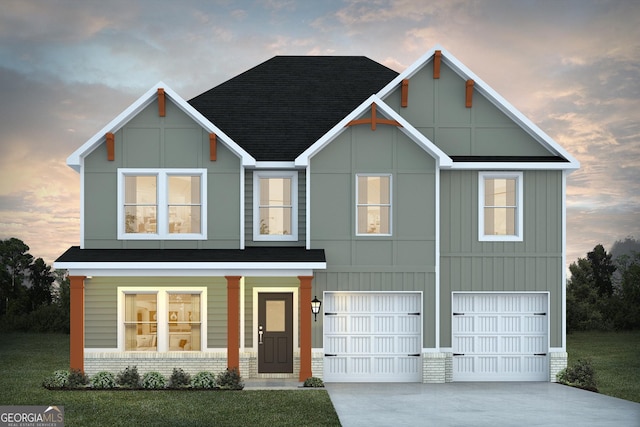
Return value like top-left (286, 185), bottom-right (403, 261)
top-left (0, 0), bottom-right (638, 267)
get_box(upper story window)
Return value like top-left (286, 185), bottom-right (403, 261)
top-left (253, 171), bottom-right (298, 241)
top-left (356, 174), bottom-right (392, 236)
top-left (118, 169), bottom-right (207, 240)
top-left (478, 172), bottom-right (523, 241)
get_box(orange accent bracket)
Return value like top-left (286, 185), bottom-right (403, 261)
top-left (226, 276), bottom-right (241, 373)
top-left (298, 276), bottom-right (314, 381)
top-left (434, 50), bottom-right (442, 79)
top-left (69, 276), bottom-right (86, 372)
top-left (401, 79), bottom-right (409, 107)
top-left (158, 88), bottom-right (166, 117)
top-left (209, 133), bottom-right (217, 161)
top-left (106, 132), bottom-right (115, 161)
top-left (466, 79), bottom-right (475, 108)
top-left (346, 103), bottom-right (402, 130)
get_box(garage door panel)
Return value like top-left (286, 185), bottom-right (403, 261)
top-left (324, 292), bottom-right (422, 382)
top-left (452, 293), bottom-right (548, 382)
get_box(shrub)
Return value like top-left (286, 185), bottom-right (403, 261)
top-left (168, 368), bottom-right (191, 388)
top-left (68, 369), bottom-right (89, 388)
top-left (557, 358), bottom-right (598, 392)
top-left (90, 371), bottom-right (117, 389)
top-left (116, 366), bottom-right (140, 388)
top-left (141, 371), bottom-right (167, 389)
top-left (190, 371), bottom-right (217, 389)
top-left (216, 367), bottom-right (244, 390)
top-left (42, 370), bottom-right (70, 389)
top-left (303, 376), bottom-right (324, 388)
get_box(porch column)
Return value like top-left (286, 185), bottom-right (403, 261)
top-left (69, 275), bottom-right (86, 372)
top-left (225, 276), bottom-right (241, 373)
top-left (298, 276), bottom-right (314, 381)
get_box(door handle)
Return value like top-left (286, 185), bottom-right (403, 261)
top-left (258, 325), bottom-right (264, 345)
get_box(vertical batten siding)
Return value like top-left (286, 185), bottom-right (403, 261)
top-left (439, 170), bottom-right (563, 348)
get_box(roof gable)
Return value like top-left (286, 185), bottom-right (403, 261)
top-left (188, 56), bottom-right (398, 161)
top-left (378, 46), bottom-right (580, 170)
top-left (67, 83), bottom-right (255, 172)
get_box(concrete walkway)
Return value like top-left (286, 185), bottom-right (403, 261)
top-left (325, 382), bottom-right (640, 427)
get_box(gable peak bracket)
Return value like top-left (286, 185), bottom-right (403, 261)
top-left (465, 79), bottom-right (475, 108)
top-left (346, 103), bottom-right (402, 130)
top-left (105, 132), bottom-right (115, 161)
top-left (401, 79), bottom-right (409, 108)
top-left (209, 133), bottom-right (217, 161)
top-left (157, 88), bottom-right (166, 117)
top-left (433, 50), bottom-right (442, 79)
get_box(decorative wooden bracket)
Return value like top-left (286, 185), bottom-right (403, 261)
top-left (106, 132), bottom-right (115, 161)
top-left (465, 79), bottom-right (475, 108)
top-left (401, 79), bottom-right (409, 107)
top-left (158, 88), bottom-right (166, 117)
top-left (433, 50), bottom-right (442, 79)
top-left (209, 133), bottom-right (217, 161)
top-left (346, 103), bottom-right (402, 130)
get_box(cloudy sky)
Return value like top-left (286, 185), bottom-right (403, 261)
top-left (0, 0), bottom-right (638, 267)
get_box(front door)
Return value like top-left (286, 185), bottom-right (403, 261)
top-left (258, 292), bottom-right (293, 373)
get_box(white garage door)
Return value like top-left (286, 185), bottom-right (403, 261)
top-left (452, 293), bottom-right (549, 381)
top-left (323, 292), bottom-right (422, 382)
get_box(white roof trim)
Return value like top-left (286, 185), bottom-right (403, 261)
top-left (66, 82), bottom-right (256, 172)
top-left (377, 45), bottom-right (580, 171)
top-left (295, 95), bottom-right (452, 167)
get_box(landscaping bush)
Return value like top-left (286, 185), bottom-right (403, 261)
top-left (68, 369), bottom-right (89, 388)
top-left (116, 366), bottom-right (140, 388)
top-left (168, 368), bottom-right (191, 388)
top-left (303, 376), bottom-right (324, 388)
top-left (190, 371), bottom-right (217, 389)
top-left (141, 371), bottom-right (167, 389)
top-left (216, 367), bottom-right (244, 390)
top-left (557, 358), bottom-right (598, 392)
top-left (42, 370), bottom-right (70, 389)
top-left (90, 371), bottom-right (117, 389)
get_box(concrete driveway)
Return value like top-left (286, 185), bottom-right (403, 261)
top-left (326, 382), bottom-right (640, 427)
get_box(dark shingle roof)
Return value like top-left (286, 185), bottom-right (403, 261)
top-left (188, 56), bottom-right (398, 161)
top-left (56, 246), bottom-right (325, 264)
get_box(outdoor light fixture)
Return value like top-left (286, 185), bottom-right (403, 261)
top-left (311, 296), bottom-right (322, 322)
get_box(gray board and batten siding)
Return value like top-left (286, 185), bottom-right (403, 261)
top-left (83, 99), bottom-right (242, 250)
top-left (309, 118), bottom-right (439, 349)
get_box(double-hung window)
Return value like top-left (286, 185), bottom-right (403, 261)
top-left (479, 172), bottom-right (523, 241)
top-left (356, 174), bottom-right (391, 235)
top-left (253, 171), bottom-right (297, 241)
top-left (122, 289), bottom-right (204, 352)
top-left (118, 169), bottom-right (206, 239)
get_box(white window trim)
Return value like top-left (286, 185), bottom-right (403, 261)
top-left (355, 173), bottom-right (393, 237)
top-left (117, 168), bottom-right (207, 240)
top-left (252, 171), bottom-right (298, 241)
top-left (478, 171), bottom-right (523, 242)
top-left (117, 287), bottom-right (207, 352)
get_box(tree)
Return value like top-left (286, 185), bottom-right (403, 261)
top-left (0, 238), bottom-right (34, 315)
top-left (28, 258), bottom-right (55, 310)
top-left (587, 244), bottom-right (616, 297)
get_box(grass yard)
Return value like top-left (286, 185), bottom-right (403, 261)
top-left (567, 330), bottom-right (640, 403)
top-left (0, 333), bottom-right (341, 426)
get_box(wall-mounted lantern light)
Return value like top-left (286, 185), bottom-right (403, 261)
top-left (311, 296), bottom-right (322, 322)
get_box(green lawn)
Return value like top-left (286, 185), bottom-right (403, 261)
top-left (0, 333), bottom-right (341, 426)
top-left (567, 330), bottom-right (640, 403)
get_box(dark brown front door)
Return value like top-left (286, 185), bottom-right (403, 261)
top-left (258, 292), bottom-right (293, 373)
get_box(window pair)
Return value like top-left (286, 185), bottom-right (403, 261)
top-left (118, 169), bottom-right (206, 239)
top-left (123, 291), bottom-right (202, 352)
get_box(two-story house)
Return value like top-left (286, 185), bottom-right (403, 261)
top-left (55, 46), bottom-right (579, 383)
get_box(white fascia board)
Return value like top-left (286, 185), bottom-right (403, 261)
top-left (252, 161), bottom-right (298, 169)
top-left (66, 82), bottom-right (256, 172)
top-left (294, 94), bottom-right (452, 168)
top-left (60, 267), bottom-right (322, 277)
top-left (449, 162), bottom-right (576, 170)
top-left (55, 261), bottom-right (326, 271)
top-left (378, 45), bottom-right (580, 171)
